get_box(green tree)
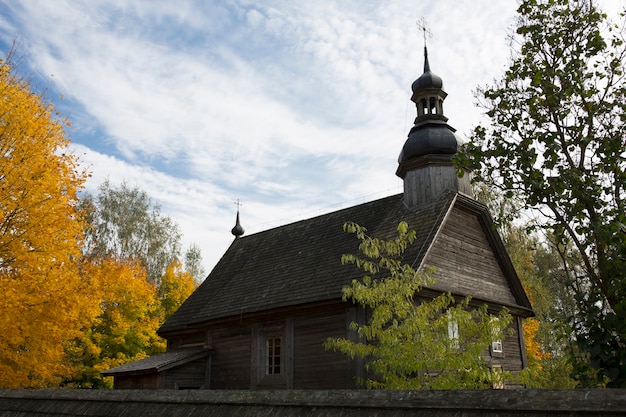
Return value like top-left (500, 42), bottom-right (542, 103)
top-left (455, 0), bottom-right (626, 386)
top-left (505, 226), bottom-right (578, 388)
top-left (71, 182), bottom-right (201, 388)
top-left (82, 180), bottom-right (182, 284)
top-left (473, 182), bottom-right (576, 387)
top-left (184, 243), bottom-right (206, 283)
top-left (325, 222), bottom-right (512, 389)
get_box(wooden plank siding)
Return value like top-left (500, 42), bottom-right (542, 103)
top-left (209, 326), bottom-right (252, 389)
top-left (424, 207), bottom-right (518, 306)
top-left (113, 373), bottom-right (160, 390)
top-left (162, 357), bottom-right (207, 389)
top-left (293, 308), bottom-right (353, 389)
top-left (487, 321), bottom-right (524, 372)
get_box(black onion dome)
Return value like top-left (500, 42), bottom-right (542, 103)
top-left (398, 120), bottom-right (461, 164)
top-left (411, 47), bottom-right (443, 92)
top-left (411, 71), bottom-right (443, 91)
top-left (231, 210), bottom-right (244, 237)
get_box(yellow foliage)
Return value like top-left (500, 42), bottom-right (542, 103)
top-left (68, 257), bottom-right (166, 388)
top-left (158, 259), bottom-right (197, 321)
top-left (0, 58), bottom-right (89, 387)
top-left (523, 317), bottom-right (550, 366)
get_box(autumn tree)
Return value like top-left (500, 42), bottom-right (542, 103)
top-left (66, 258), bottom-right (165, 389)
top-left (473, 182), bottom-right (576, 387)
top-left (0, 55), bottom-right (90, 387)
top-left (504, 226), bottom-right (578, 388)
top-left (71, 182), bottom-right (200, 387)
top-left (82, 180), bottom-right (182, 284)
top-left (325, 222), bottom-right (512, 389)
top-left (157, 259), bottom-right (197, 321)
top-left (455, 0), bottom-right (626, 386)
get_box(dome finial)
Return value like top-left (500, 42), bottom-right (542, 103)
top-left (231, 199), bottom-right (244, 238)
top-left (417, 17), bottom-right (432, 73)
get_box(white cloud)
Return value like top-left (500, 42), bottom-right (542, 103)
top-left (12, 0), bottom-right (621, 273)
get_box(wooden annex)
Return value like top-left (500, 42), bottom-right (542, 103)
top-left (102, 48), bottom-right (534, 390)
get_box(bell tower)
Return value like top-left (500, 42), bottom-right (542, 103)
top-left (396, 45), bottom-right (472, 209)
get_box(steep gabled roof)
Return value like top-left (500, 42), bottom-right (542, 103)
top-left (159, 191), bottom-right (532, 336)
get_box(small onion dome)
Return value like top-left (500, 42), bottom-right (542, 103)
top-left (411, 47), bottom-right (443, 93)
top-left (231, 210), bottom-right (244, 237)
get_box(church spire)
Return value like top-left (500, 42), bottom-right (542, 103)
top-left (396, 23), bottom-right (472, 208)
top-left (417, 18), bottom-right (434, 78)
top-left (231, 200), bottom-right (244, 238)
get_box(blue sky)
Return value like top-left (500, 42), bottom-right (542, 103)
top-left (1, 1), bottom-right (621, 272)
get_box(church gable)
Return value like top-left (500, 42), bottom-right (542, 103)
top-left (421, 198), bottom-right (526, 311)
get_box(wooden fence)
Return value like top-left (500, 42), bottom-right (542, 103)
top-left (1, 388), bottom-right (625, 416)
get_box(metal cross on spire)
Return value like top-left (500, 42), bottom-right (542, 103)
top-left (416, 17), bottom-right (432, 47)
top-left (234, 199), bottom-right (242, 211)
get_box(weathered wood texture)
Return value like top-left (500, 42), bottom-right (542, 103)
top-left (1, 389), bottom-right (625, 417)
top-left (113, 373), bottom-right (159, 390)
top-left (161, 357), bottom-right (207, 389)
top-left (402, 163), bottom-right (473, 208)
top-left (135, 305), bottom-right (358, 391)
top-left (293, 308), bottom-right (353, 389)
top-left (209, 326), bottom-right (252, 389)
top-left (424, 206), bottom-right (517, 306)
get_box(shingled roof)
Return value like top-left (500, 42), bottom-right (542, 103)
top-left (160, 190), bottom-right (531, 336)
top-left (101, 349), bottom-right (211, 377)
top-left (159, 193), bottom-right (454, 334)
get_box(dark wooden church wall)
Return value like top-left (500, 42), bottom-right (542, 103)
top-left (113, 373), bottom-right (160, 390)
top-left (424, 207), bottom-right (517, 306)
top-left (293, 308), bottom-right (353, 389)
top-left (210, 325), bottom-right (252, 389)
top-left (502, 321), bottom-right (524, 371)
top-left (162, 357), bottom-right (207, 389)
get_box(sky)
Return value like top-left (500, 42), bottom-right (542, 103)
top-left (1, 1), bottom-right (622, 273)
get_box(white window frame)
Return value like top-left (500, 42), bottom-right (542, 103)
top-left (447, 314), bottom-right (459, 349)
top-left (491, 339), bottom-right (503, 354)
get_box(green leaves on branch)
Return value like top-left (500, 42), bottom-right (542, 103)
top-left (326, 222), bottom-right (512, 390)
top-left (454, 0), bottom-right (626, 387)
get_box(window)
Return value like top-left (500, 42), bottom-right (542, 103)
top-left (448, 315), bottom-right (459, 349)
top-left (490, 317), bottom-right (504, 355)
top-left (266, 337), bottom-right (281, 375)
top-left (491, 339), bottom-right (503, 354)
top-left (252, 319), bottom-right (292, 388)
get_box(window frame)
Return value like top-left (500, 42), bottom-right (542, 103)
top-left (265, 336), bottom-right (282, 375)
top-left (491, 339), bottom-right (504, 354)
top-left (447, 314), bottom-right (459, 349)
top-left (251, 319), bottom-right (293, 388)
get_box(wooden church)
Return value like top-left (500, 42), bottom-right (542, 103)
top-left (102, 48), bottom-right (534, 390)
